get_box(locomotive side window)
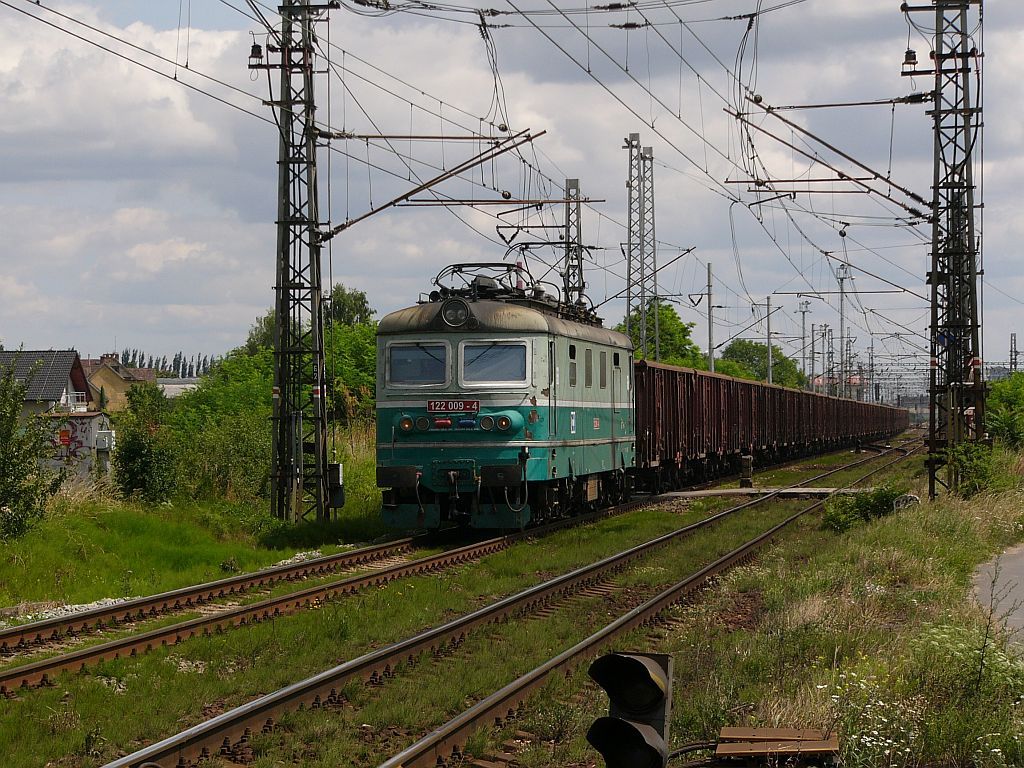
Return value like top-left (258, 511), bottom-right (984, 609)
top-left (462, 342), bottom-right (527, 384)
top-left (584, 348), bottom-right (593, 388)
top-left (613, 352), bottom-right (620, 367)
top-left (388, 343), bottom-right (448, 385)
top-left (569, 344), bottom-right (577, 387)
top-left (600, 351), bottom-right (608, 389)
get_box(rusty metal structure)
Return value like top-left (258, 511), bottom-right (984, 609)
top-left (250, 1), bottom-right (333, 522)
top-left (903, 0), bottom-right (985, 498)
top-left (632, 361), bottom-right (909, 488)
top-left (624, 134), bottom-right (659, 360)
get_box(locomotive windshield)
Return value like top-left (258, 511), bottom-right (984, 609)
top-left (389, 343), bottom-right (447, 385)
top-left (462, 342), bottom-right (527, 383)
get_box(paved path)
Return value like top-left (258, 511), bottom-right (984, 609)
top-left (974, 543), bottom-right (1024, 639)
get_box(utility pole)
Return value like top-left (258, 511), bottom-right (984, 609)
top-left (707, 262), bottom-right (715, 372)
top-left (826, 325), bottom-right (834, 396)
top-left (836, 263), bottom-right (850, 398)
top-left (624, 134), bottom-right (658, 360)
top-left (766, 296), bottom-right (773, 384)
top-left (1012, 333), bottom-right (1019, 373)
top-left (903, 0), bottom-right (985, 499)
top-left (869, 338), bottom-right (876, 403)
top-left (798, 300), bottom-right (811, 383)
top-left (810, 323), bottom-right (817, 393)
top-left (563, 178), bottom-right (585, 309)
top-left (846, 338), bottom-right (855, 399)
top-left (251, 1), bottom-right (334, 523)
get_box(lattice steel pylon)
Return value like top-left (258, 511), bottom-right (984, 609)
top-left (252, 2), bottom-right (330, 522)
top-left (563, 178), bottom-right (585, 308)
top-left (1011, 333), bottom-right (1018, 373)
top-left (906, 0), bottom-right (985, 499)
top-left (624, 134), bottom-right (659, 360)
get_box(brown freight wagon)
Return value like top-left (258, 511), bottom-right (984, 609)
top-left (633, 360), bottom-right (909, 489)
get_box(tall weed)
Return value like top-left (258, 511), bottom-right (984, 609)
top-left (822, 484), bottom-right (907, 533)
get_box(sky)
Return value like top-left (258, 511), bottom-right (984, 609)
top-left (0, 0), bottom-right (1019, 396)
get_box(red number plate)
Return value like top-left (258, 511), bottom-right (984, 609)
top-left (427, 400), bottom-right (480, 413)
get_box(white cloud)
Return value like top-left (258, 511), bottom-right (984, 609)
top-left (0, 0), bottom-right (1017, 380)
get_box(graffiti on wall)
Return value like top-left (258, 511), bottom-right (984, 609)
top-left (50, 414), bottom-right (111, 476)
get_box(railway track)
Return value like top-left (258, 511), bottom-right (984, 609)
top-left (0, 536), bottom-right (421, 655)
top-left (378, 448), bottom-right (920, 768)
top-left (100, 446), bottom-right (912, 768)
top-left (0, 443), bottom-right (905, 696)
top-left (0, 440), bottom-right (883, 661)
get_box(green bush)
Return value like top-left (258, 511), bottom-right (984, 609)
top-left (0, 359), bottom-right (64, 539)
top-left (946, 441), bottom-right (997, 498)
top-left (822, 484), bottom-right (907, 533)
top-left (112, 384), bottom-right (176, 502)
top-left (108, 304), bottom-right (380, 516)
top-left (988, 373), bottom-right (1024, 450)
top-left (167, 351), bottom-right (274, 502)
top-left (987, 406), bottom-right (1024, 450)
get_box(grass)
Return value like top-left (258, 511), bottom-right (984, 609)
top-left (478, 449), bottom-right (1024, 768)
top-left (6, 436), bottom-right (999, 765)
top-left (0, 501), bottom-right (710, 767)
top-left (228, 501), bottom-right (811, 767)
top-left (0, 425), bottom-right (386, 613)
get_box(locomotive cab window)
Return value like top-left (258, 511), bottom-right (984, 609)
top-left (461, 341), bottom-right (528, 384)
top-left (388, 343), bottom-right (448, 386)
top-left (568, 344), bottom-right (577, 387)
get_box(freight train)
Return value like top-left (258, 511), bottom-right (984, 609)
top-left (375, 263), bottom-right (909, 530)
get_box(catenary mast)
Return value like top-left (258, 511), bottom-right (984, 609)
top-left (903, 0), bottom-right (986, 499)
top-left (252, 1), bottom-right (335, 522)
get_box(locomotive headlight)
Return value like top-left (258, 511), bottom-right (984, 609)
top-left (488, 411), bottom-right (523, 434)
top-left (479, 415), bottom-right (495, 431)
top-left (441, 298), bottom-right (470, 327)
top-left (398, 416), bottom-right (415, 432)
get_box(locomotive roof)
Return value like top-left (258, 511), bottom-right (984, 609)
top-left (378, 299), bottom-right (633, 348)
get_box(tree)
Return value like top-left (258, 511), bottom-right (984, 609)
top-left (987, 372), bottom-right (1024, 449)
top-left (720, 339), bottom-right (806, 388)
top-left (0, 359), bottom-right (63, 539)
top-left (326, 283), bottom-right (374, 327)
top-left (112, 384), bottom-right (176, 502)
top-left (244, 282), bottom-right (376, 356)
top-left (324, 322), bottom-right (377, 423)
top-left (712, 358), bottom-right (757, 380)
top-left (616, 300), bottom-right (704, 367)
top-left (244, 309), bottom-right (275, 355)
top-left (169, 349), bottom-right (274, 500)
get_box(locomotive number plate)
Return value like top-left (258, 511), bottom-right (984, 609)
top-left (427, 400), bottom-right (480, 413)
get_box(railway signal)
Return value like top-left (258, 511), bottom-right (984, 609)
top-left (586, 652), bottom-right (674, 768)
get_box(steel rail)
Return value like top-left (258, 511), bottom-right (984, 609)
top-left (378, 449), bottom-right (921, 768)
top-left (402, 472), bottom-right (918, 765)
top-left (3, 434), bottom-right (912, 657)
top-left (0, 536), bottom-right (420, 654)
top-left (99, 449), bottom-right (901, 768)
top-left (0, 494), bottom-right (667, 694)
top-left (0, 498), bottom-right (693, 693)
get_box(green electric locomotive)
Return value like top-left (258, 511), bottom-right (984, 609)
top-left (376, 263), bottom-right (635, 529)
